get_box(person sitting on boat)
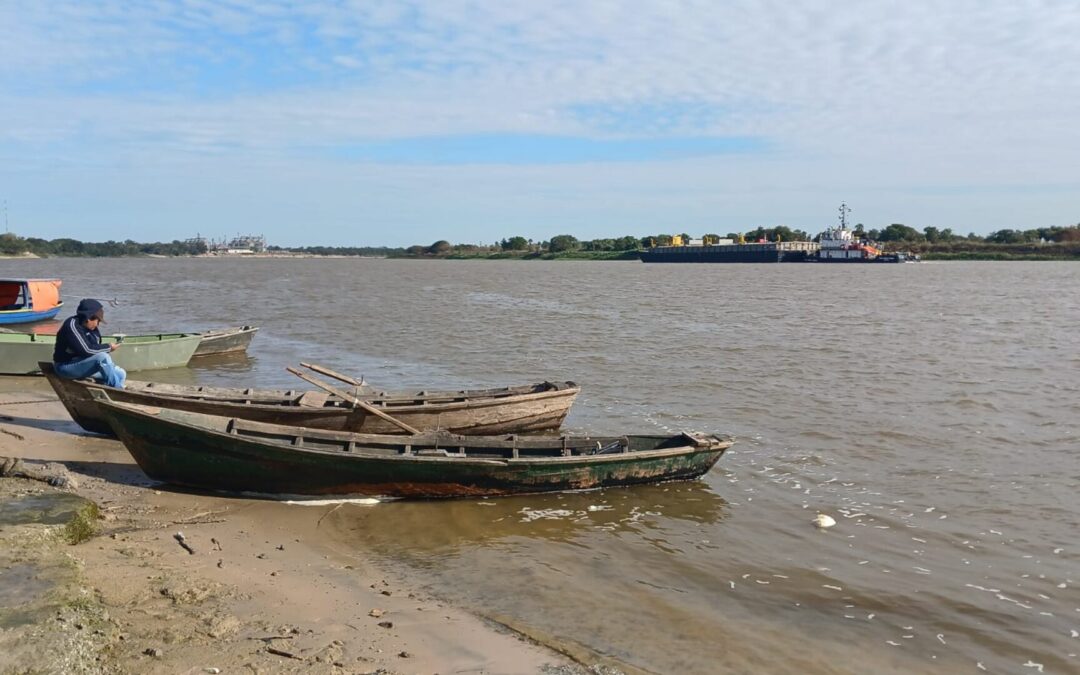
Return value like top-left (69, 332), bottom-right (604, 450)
top-left (52, 298), bottom-right (126, 388)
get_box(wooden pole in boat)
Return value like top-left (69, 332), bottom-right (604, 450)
top-left (299, 362), bottom-right (365, 388)
top-left (285, 366), bottom-right (421, 435)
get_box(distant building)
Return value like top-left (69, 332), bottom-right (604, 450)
top-left (190, 234), bottom-right (267, 255)
top-left (225, 235), bottom-right (266, 253)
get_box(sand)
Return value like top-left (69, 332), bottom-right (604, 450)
top-left (0, 381), bottom-right (596, 674)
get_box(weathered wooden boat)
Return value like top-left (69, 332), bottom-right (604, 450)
top-left (0, 279), bottom-right (63, 324)
top-left (193, 325), bottom-right (259, 357)
top-left (90, 391), bottom-right (733, 498)
top-left (0, 333), bottom-right (201, 375)
top-left (40, 362), bottom-right (580, 436)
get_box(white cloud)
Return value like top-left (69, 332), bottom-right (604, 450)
top-left (1, 0), bottom-right (1078, 241)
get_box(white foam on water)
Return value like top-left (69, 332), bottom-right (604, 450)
top-left (282, 497), bottom-right (383, 506)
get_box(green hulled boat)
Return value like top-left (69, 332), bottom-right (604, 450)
top-left (0, 332), bottom-right (202, 375)
top-left (91, 391), bottom-right (733, 499)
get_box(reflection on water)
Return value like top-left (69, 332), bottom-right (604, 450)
top-left (323, 481), bottom-right (728, 559)
top-left (186, 352), bottom-right (258, 378)
top-left (7, 257), bottom-right (1079, 674)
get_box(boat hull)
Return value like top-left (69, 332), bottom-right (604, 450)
top-left (0, 333), bottom-right (201, 375)
top-left (96, 399), bottom-right (731, 498)
top-left (41, 362), bottom-right (580, 436)
top-left (0, 305), bottom-right (63, 324)
top-left (193, 326), bottom-right (259, 357)
top-left (640, 242), bottom-right (816, 263)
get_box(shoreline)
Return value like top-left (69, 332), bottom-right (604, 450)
top-left (0, 383), bottom-right (595, 674)
top-left (4, 251), bottom-right (1079, 261)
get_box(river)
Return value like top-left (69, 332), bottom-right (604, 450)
top-left (3, 256), bottom-right (1077, 673)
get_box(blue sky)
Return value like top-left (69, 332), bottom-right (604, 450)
top-left (1, 0), bottom-right (1078, 247)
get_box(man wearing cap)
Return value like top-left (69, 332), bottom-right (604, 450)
top-left (52, 298), bottom-right (126, 388)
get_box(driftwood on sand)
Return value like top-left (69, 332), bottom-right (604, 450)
top-left (0, 456), bottom-right (77, 488)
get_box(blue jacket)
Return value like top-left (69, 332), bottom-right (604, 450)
top-left (53, 299), bottom-right (111, 364)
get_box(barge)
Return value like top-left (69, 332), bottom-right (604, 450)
top-left (640, 204), bottom-right (919, 264)
top-left (640, 240), bottom-right (817, 263)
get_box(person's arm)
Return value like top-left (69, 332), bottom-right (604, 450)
top-left (60, 319), bottom-right (112, 358)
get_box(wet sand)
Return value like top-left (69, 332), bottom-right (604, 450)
top-left (0, 381), bottom-right (586, 674)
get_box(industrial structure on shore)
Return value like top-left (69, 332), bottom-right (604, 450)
top-left (186, 234), bottom-right (267, 255)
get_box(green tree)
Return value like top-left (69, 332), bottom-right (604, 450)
top-left (0, 232), bottom-right (27, 255)
top-left (877, 224), bottom-right (923, 242)
top-left (501, 236), bottom-right (529, 251)
top-left (985, 229), bottom-right (1024, 244)
top-left (548, 234), bottom-right (580, 252)
top-left (743, 226), bottom-right (810, 242)
top-left (428, 240), bottom-right (452, 255)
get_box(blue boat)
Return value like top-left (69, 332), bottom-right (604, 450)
top-left (0, 279), bottom-right (64, 324)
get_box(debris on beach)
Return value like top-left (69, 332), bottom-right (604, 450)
top-left (1, 456), bottom-right (77, 488)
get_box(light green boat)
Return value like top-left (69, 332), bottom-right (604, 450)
top-left (0, 332), bottom-right (202, 375)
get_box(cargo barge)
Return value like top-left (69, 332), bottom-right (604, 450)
top-left (640, 241), bottom-right (818, 263)
top-left (640, 204), bottom-right (919, 264)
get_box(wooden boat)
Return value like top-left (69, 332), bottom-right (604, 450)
top-left (0, 279), bottom-right (63, 324)
top-left (0, 333), bottom-right (201, 375)
top-left (193, 325), bottom-right (259, 357)
top-left (90, 391), bottom-right (733, 498)
top-left (40, 361), bottom-right (580, 436)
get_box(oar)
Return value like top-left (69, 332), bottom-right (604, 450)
top-left (299, 362), bottom-right (366, 388)
top-left (285, 366), bottom-right (420, 435)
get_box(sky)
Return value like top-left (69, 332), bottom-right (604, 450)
top-left (1, 0), bottom-right (1078, 248)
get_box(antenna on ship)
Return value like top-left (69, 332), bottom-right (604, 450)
top-left (838, 202), bottom-right (851, 230)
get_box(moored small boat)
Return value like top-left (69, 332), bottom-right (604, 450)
top-left (90, 390), bottom-right (733, 498)
top-left (40, 361), bottom-right (580, 436)
top-left (194, 325), bottom-right (259, 357)
top-left (0, 279), bottom-right (63, 324)
top-left (0, 333), bottom-right (202, 375)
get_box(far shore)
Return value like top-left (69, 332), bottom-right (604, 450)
top-left (5, 251), bottom-right (1079, 261)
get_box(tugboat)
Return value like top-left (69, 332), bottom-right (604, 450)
top-left (813, 204), bottom-right (918, 263)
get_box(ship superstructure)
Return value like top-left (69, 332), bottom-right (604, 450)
top-left (816, 203), bottom-right (883, 261)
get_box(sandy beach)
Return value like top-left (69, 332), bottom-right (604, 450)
top-left (0, 380), bottom-right (597, 675)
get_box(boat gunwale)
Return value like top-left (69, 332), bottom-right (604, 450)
top-left (44, 364), bottom-right (580, 413)
top-left (198, 325), bottom-right (259, 340)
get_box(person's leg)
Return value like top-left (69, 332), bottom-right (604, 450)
top-left (55, 353), bottom-right (109, 380)
top-left (55, 352), bottom-right (126, 388)
top-left (102, 360), bottom-right (126, 388)
top-left (96, 353), bottom-right (126, 388)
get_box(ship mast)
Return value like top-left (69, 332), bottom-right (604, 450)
top-left (838, 202), bottom-right (851, 230)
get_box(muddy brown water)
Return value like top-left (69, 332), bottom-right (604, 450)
top-left (2, 257), bottom-right (1078, 673)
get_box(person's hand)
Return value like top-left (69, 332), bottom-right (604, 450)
top-left (109, 342), bottom-right (121, 352)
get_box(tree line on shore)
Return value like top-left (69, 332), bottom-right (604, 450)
top-left (405, 222), bottom-right (1080, 258)
top-left (0, 233), bottom-right (406, 258)
top-left (0, 234), bottom-right (209, 257)
top-left (3, 221), bottom-right (1078, 259)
